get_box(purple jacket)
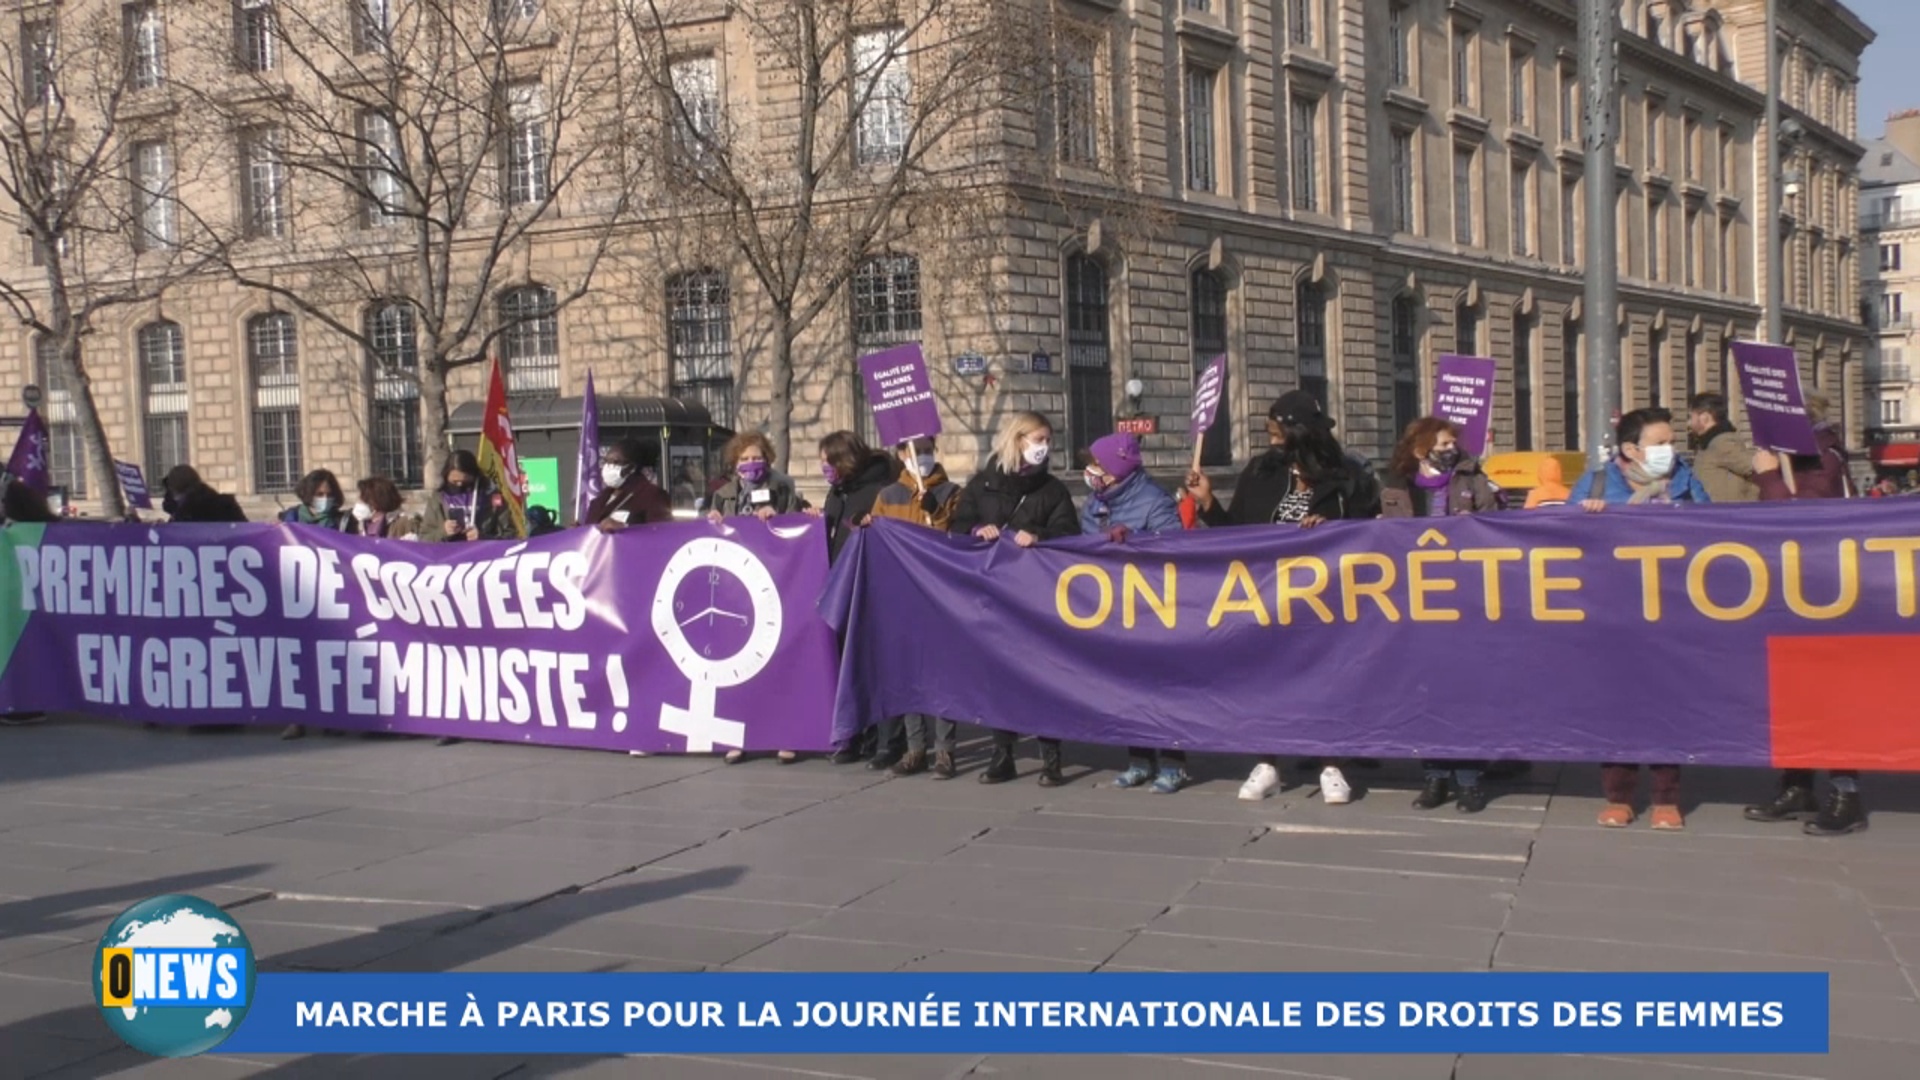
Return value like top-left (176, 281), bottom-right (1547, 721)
top-left (1756, 426), bottom-right (1851, 501)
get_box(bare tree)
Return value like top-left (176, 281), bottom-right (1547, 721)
top-left (0, 4), bottom-right (227, 516)
top-left (187, 0), bottom-right (636, 480)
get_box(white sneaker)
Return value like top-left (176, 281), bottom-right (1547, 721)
top-left (628, 750), bottom-right (649, 757)
top-left (1320, 766), bottom-right (1351, 805)
top-left (1238, 763), bottom-right (1280, 801)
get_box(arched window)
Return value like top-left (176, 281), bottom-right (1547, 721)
top-left (1065, 254), bottom-right (1113, 459)
top-left (1191, 268), bottom-right (1230, 466)
top-left (1391, 296), bottom-right (1421, 438)
top-left (35, 336), bottom-right (84, 496)
top-left (249, 313), bottom-right (301, 492)
top-left (1297, 280), bottom-right (1328, 407)
top-left (366, 303), bottom-right (422, 487)
top-left (852, 254), bottom-right (923, 446)
top-left (498, 285), bottom-right (558, 398)
top-left (667, 270), bottom-right (734, 429)
top-left (139, 321), bottom-right (189, 481)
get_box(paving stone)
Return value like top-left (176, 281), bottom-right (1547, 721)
top-left (1146, 906), bottom-right (1502, 964)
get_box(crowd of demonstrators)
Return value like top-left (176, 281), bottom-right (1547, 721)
top-left (708, 432), bottom-right (806, 523)
top-left (868, 436), bottom-right (964, 779)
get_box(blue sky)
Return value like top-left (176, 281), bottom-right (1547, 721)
top-left (1855, 0), bottom-right (1919, 136)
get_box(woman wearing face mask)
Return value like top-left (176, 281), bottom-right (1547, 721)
top-left (345, 477), bottom-right (419, 540)
top-left (585, 437), bottom-right (674, 531)
top-left (279, 470), bottom-right (350, 531)
top-left (1183, 390), bottom-right (1381, 804)
top-left (868, 436), bottom-right (965, 777)
top-left (420, 450), bottom-right (510, 542)
top-left (814, 432), bottom-right (901, 765)
top-left (1571, 406), bottom-right (1709, 831)
top-left (1379, 418), bottom-right (1500, 813)
top-left (950, 411), bottom-right (1081, 785)
top-left (707, 433), bottom-right (805, 523)
top-left (1080, 433), bottom-right (1189, 793)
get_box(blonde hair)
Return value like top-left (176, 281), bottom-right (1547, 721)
top-left (993, 411), bottom-right (1052, 470)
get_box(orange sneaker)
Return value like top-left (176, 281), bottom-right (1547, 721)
top-left (1596, 803), bottom-right (1635, 828)
top-left (1649, 805), bottom-right (1685, 831)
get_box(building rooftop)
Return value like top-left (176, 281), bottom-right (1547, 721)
top-left (1862, 138), bottom-right (1920, 188)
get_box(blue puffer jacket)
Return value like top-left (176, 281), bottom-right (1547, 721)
top-left (1081, 471), bottom-right (1183, 536)
top-left (1568, 460), bottom-right (1711, 505)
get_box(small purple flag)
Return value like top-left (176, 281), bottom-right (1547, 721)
top-left (574, 369), bottom-right (602, 526)
top-left (5, 409), bottom-right (51, 496)
top-left (115, 460), bottom-right (152, 510)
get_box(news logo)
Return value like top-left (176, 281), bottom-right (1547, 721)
top-left (91, 894), bottom-right (255, 1058)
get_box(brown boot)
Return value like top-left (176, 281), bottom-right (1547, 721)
top-left (889, 751), bottom-right (928, 777)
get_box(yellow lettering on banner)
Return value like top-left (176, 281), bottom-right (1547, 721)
top-left (1864, 537), bottom-right (1920, 617)
top-left (1685, 543), bottom-right (1769, 621)
top-left (1457, 548), bottom-right (1522, 620)
top-left (1406, 550), bottom-right (1460, 622)
top-left (1338, 553), bottom-right (1402, 623)
top-left (1055, 565), bottom-right (1112, 630)
top-left (1209, 561), bottom-right (1272, 628)
top-left (1782, 540), bottom-right (1859, 620)
top-left (1123, 564), bottom-right (1177, 630)
top-left (1613, 545), bottom-right (1687, 621)
top-left (1275, 557), bottom-right (1335, 626)
top-left (1529, 548), bottom-right (1585, 622)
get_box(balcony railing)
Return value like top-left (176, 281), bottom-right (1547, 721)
top-left (1864, 208), bottom-right (1920, 230)
top-left (1878, 315), bottom-right (1915, 333)
top-left (1870, 363), bottom-right (1912, 383)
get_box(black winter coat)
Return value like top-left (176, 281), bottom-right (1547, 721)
top-left (949, 460), bottom-right (1079, 541)
top-left (822, 454), bottom-right (897, 561)
top-left (166, 486), bottom-right (248, 524)
top-left (1198, 449), bottom-right (1380, 527)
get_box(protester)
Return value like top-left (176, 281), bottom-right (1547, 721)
top-left (1742, 393), bottom-right (1866, 836)
top-left (1379, 418), bottom-right (1498, 813)
top-left (421, 450), bottom-right (511, 541)
top-left (161, 466), bottom-right (247, 523)
top-left (814, 431), bottom-right (900, 765)
top-left (1523, 456), bottom-right (1573, 509)
top-left (1184, 390), bottom-right (1380, 804)
top-left (347, 477), bottom-right (420, 540)
top-left (1081, 433), bottom-right (1189, 793)
top-left (1572, 407), bottom-right (1708, 830)
top-left (868, 436), bottom-right (964, 779)
top-left (707, 432), bottom-right (805, 523)
top-left (950, 411), bottom-right (1079, 785)
top-left (279, 470), bottom-right (349, 530)
top-left (0, 486), bottom-right (53, 726)
top-left (584, 437), bottom-right (674, 531)
top-left (1686, 393), bottom-right (1758, 504)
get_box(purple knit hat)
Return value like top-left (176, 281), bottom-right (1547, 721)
top-left (1088, 433), bottom-right (1144, 483)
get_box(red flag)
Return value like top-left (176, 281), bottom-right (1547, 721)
top-left (476, 359), bottom-right (529, 538)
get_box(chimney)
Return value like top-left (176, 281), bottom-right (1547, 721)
top-left (1888, 110), bottom-right (1920, 166)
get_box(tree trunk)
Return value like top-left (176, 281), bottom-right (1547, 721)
top-left (54, 335), bottom-right (128, 521)
top-left (769, 313), bottom-right (796, 468)
top-left (420, 351), bottom-right (452, 487)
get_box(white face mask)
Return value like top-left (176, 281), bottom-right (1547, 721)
top-left (601, 463), bottom-right (629, 488)
top-left (914, 453), bottom-right (938, 478)
top-left (312, 497), bottom-right (335, 514)
top-left (1640, 444), bottom-right (1676, 479)
top-left (1021, 441), bottom-right (1051, 468)
top-left (351, 502), bottom-right (374, 522)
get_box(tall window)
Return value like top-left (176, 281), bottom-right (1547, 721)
top-left (1290, 96), bottom-right (1317, 212)
top-left (1390, 129), bottom-right (1415, 233)
top-left (353, 0), bottom-right (393, 54)
top-left (1883, 244), bottom-right (1903, 272)
top-left (1719, 213), bottom-right (1735, 293)
top-left (1066, 254), bottom-right (1113, 459)
top-left (241, 128), bottom-right (287, 239)
top-left (1510, 162), bottom-right (1530, 257)
top-left (1297, 280), bottom-right (1328, 407)
top-left (35, 337), bottom-right (84, 496)
top-left (1561, 171), bottom-right (1579, 264)
top-left (131, 141), bottom-right (175, 252)
top-left (1513, 313), bottom-right (1534, 451)
top-left (1646, 196), bottom-right (1662, 280)
top-left (1562, 319), bottom-right (1582, 451)
top-left (1191, 269), bottom-right (1231, 467)
top-left (235, 0), bottom-right (276, 73)
top-left (1648, 324), bottom-right (1666, 407)
top-left (1456, 302), bottom-right (1478, 355)
top-left (492, 0), bottom-right (540, 27)
top-left (1184, 63), bottom-right (1217, 194)
top-left (668, 271), bottom-right (735, 429)
top-left (670, 56), bottom-right (721, 167)
top-left (1391, 296), bottom-right (1420, 438)
top-left (139, 321), bottom-right (189, 481)
top-left (503, 82), bottom-right (549, 206)
top-left (1645, 101), bottom-right (1664, 171)
top-left (498, 285), bottom-right (559, 398)
top-left (125, 3), bottom-right (165, 91)
top-left (1683, 115), bottom-right (1699, 182)
top-left (1452, 25), bottom-right (1474, 109)
top-left (1509, 49), bottom-right (1528, 128)
top-left (1559, 67), bottom-right (1576, 142)
top-left (1288, 0), bottom-right (1312, 47)
top-left (853, 255), bottom-right (923, 446)
top-left (854, 29), bottom-right (910, 167)
top-left (367, 303), bottom-right (422, 487)
top-left (1883, 292), bottom-right (1904, 326)
top-left (1388, 4), bottom-right (1411, 88)
top-left (249, 313), bottom-right (301, 492)
top-left (1683, 204), bottom-right (1698, 288)
top-left (1453, 143), bottom-right (1476, 246)
top-left (1685, 331), bottom-right (1701, 403)
top-left (1056, 30), bottom-right (1100, 167)
top-left (359, 110), bottom-right (403, 227)
top-left (22, 19), bottom-right (55, 108)
top-left (1883, 398), bottom-right (1905, 426)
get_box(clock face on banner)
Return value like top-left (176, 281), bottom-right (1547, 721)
top-left (651, 536), bottom-right (783, 716)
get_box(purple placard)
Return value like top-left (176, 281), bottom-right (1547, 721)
top-left (859, 343), bottom-right (942, 448)
top-left (1434, 355), bottom-right (1497, 455)
top-left (1731, 341), bottom-right (1820, 456)
top-left (0, 518), bottom-right (839, 752)
top-left (114, 460), bottom-right (152, 510)
top-left (1191, 354), bottom-right (1227, 436)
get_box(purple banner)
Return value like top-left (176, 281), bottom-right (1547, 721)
top-left (115, 460), bottom-right (152, 510)
top-left (1192, 354), bottom-right (1227, 437)
top-left (1434, 355), bottom-right (1496, 454)
top-left (859, 343), bottom-right (942, 448)
top-left (822, 509), bottom-right (1920, 771)
top-left (574, 369), bottom-right (602, 526)
top-left (1732, 341), bottom-right (1820, 455)
top-left (0, 518), bottom-right (838, 752)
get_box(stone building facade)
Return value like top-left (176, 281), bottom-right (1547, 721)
top-left (3, 0), bottom-right (1873, 517)
top-left (1861, 111), bottom-right (1920, 471)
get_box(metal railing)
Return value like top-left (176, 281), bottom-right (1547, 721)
top-left (1864, 208), bottom-right (1920, 230)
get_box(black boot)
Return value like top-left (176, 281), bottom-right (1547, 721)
top-left (1036, 742), bottom-right (1066, 788)
top-left (1744, 784), bottom-right (1817, 823)
top-left (978, 746), bottom-right (1016, 784)
top-left (1412, 776), bottom-right (1451, 810)
top-left (1455, 785), bottom-right (1490, 814)
top-left (829, 745), bottom-right (864, 765)
top-left (1804, 788), bottom-right (1869, 837)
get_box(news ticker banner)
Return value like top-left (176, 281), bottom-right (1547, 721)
top-left (0, 518), bottom-right (838, 753)
top-left (823, 503), bottom-right (1920, 770)
top-left (90, 895), bottom-right (1829, 1058)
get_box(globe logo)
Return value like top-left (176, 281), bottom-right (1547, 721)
top-left (92, 894), bottom-right (255, 1058)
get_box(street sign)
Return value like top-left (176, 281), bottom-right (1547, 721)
top-left (1117, 417), bottom-right (1159, 436)
top-left (1030, 351), bottom-right (1054, 375)
top-left (22, 384), bottom-right (42, 410)
top-left (953, 352), bottom-right (988, 376)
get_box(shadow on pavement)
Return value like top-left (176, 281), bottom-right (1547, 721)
top-left (0, 865), bottom-right (274, 940)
